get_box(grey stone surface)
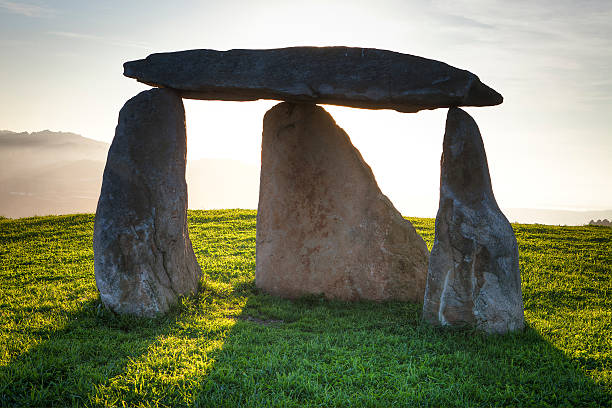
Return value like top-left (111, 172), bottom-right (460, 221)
top-left (422, 107), bottom-right (524, 334)
top-left (94, 88), bottom-right (201, 317)
top-left (256, 102), bottom-right (429, 301)
top-left (124, 47), bottom-right (503, 113)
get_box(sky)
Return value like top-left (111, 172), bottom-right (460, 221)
top-left (1, 0), bottom-right (611, 217)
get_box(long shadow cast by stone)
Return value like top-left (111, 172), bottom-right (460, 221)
top-left (3, 290), bottom-right (608, 407)
top-left (189, 294), bottom-right (610, 407)
top-left (0, 298), bottom-right (183, 406)
top-left (182, 212), bottom-right (610, 406)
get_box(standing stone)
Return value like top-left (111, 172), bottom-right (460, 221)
top-left (423, 107), bottom-right (524, 334)
top-left (256, 102), bottom-right (429, 301)
top-left (94, 88), bottom-right (201, 317)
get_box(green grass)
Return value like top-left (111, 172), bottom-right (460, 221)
top-left (0, 210), bottom-right (610, 407)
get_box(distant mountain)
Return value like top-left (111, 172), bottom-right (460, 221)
top-left (0, 129), bottom-right (107, 148)
top-left (0, 130), bottom-right (260, 218)
top-left (0, 130), bottom-right (109, 181)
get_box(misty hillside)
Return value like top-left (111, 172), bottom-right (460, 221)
top-left (0, 130), bottom-right (259, 218)
top-left (0, 130), bottom-right (109, 181)
top-left (1, 130), bottom-right (610, 224)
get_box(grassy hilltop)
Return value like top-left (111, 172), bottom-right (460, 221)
top-left (0, 210), bottom-right (610, 407)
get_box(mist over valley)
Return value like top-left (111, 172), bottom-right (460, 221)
top-left (0, 129), bottom-right (609, 226)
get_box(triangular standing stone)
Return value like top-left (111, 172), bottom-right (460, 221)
top-left (257, 102), bottom-right (429, 301)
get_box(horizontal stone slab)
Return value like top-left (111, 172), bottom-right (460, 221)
top-left (123, 47), bottom-right (502, 113)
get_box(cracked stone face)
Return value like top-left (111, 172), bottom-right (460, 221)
top-left (422, 107), bottom-right (524, 334)
top-left (93, 88), bottom-right (201, 317)
top-left (256, 102), bottom-right (429, 301)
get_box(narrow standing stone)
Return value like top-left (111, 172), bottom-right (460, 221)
top-left (94, 88), bottom-right (201, 317)
top-left (423, 107), bottom-right (524, 334)
top-left (257, 102), bottom-right (429, 301)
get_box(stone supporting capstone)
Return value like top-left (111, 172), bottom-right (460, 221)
top-left (93, 88), bottom-right (201, 317)
top-left (422, 107), bottom-right (524, 334)
top-left (256, 102), bottom-right (429, 301)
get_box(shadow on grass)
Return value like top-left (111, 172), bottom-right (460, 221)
top-left (189, 293), bottom-right (611, 407)
top-left (0, 298), bottom-right (182, 407)
top-left (4, 212), bottom-right (609, 406)
top-left (1, 290), bottom-right (610, 407)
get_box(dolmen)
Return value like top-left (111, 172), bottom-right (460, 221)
top-left (94, 46), bottom-right (524, 333)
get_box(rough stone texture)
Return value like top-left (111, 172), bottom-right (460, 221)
top-left (422, 107), bottom-right (524, 334)
top-left (124, 47), bottom-right (503, 113)
top-left (94, 88), bottom-right (201, 317)
top-left (256, 102), bottom-right (429, 301)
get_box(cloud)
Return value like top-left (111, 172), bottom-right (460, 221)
top-left (434, 13), bottom-right (495, 30)
top-left (0, 0), bottom-right (54, 17)
top-left (48, 31), bottom-right (151, 50)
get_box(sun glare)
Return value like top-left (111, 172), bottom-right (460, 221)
top-left (184, 99), bottom-right (448, 217)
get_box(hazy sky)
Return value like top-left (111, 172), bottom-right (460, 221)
top-left (1, 0), bottom-right (611, 216)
